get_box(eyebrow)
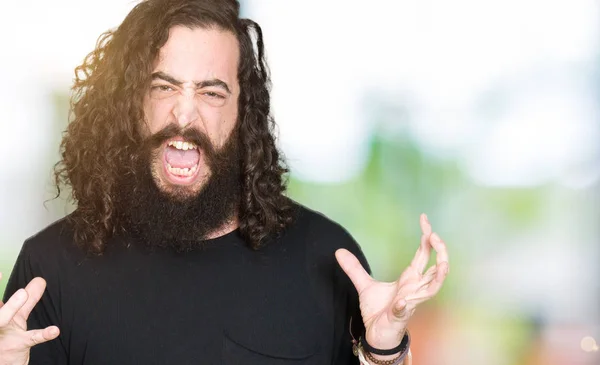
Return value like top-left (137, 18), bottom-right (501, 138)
top-left (151, 71), bottom-right (231, 94)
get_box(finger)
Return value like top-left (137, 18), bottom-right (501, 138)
top-left (437, 260), bottom-right (449, 280)
top-left (430, 233), bottom-right (449, 266)
top-left (420, 213), bottom-right (432, 236)
top-left (399, 266), bottom-right (436, 295)
top-left (0, 289), bottom-right (28, 326)
top-left (403, 292), bottom-right (432, 305)
top-left (335, 249), bottom-right (372, 294)
top-left (407, 261), bottom-right (449, 302)
top-left (409, 214), bottom-right (433, 273)
top-left (401, 264), bottom-right (437, 292)
top-left (26, 326), bottom-right (60, 348)
top-left (18, 278), bottom-right (47, 320)
top-left (418, 266), bottom-right (437, 287)
top-left (423, 263), bottom-right (437, 277)
top-left (409, 231), bottom-right (431, 274)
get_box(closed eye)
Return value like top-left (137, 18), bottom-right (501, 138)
top-left (153, 85), bottom-right (174, 92)
top-left (202, 91), bottom-right (225, 99)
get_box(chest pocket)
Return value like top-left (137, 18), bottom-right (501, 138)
top-left (222, 332), bottom-right (320, 365)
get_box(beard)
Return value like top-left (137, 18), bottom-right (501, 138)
top-left (115, 124), bottom-right (242, 252)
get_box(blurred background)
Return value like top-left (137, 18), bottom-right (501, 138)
top-left (0, 0), bottom-right (598, 364)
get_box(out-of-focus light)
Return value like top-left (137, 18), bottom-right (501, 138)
top-left (580, 336), bottom-right (598, 352)
top-left (463, 89), bottom-right (600, 187)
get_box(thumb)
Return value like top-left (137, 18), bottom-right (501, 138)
top-left (335, 249), bottom-right (372, 294)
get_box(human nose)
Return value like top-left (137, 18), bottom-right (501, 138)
top-left (173, 90), bottom-right (199, 128)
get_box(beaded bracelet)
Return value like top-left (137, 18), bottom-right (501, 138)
top-left (349, 317), bottom-right (411, 365)
top-left (364, 347), bottom-right (406, 365)
top-left (354, 332), bottom-right (410, 365)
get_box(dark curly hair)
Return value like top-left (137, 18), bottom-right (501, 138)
top-left (54, 0), bottom-right (295, 254)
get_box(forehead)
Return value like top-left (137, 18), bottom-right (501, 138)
top-left (154, 26), bottom-right (239, 86)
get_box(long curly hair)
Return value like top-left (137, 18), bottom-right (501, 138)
top-left (54, 0), bottom-right (295, 254)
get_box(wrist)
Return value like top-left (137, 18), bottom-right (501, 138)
top-left (359, 330), bottom-right (411, 365)
top-left (364, 326), bottom-right (407, 352)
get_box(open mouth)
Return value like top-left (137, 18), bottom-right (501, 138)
top-left (161, 138), bottom-right (203, 185)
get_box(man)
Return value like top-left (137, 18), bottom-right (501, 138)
top-left (0, 0), bottom-right (449, 364)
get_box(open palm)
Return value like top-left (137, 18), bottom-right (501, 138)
top-left (335, 214), bottom-right (449, 350)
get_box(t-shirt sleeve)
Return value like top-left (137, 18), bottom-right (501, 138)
top-left (3, 240), bottom-right (68, 365)
top-left (301, 206), bottom-right (371, 365)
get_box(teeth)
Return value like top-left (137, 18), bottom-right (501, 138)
top-left (168, 141), bottom-right (197, 151)
top-left (166, 163), bottom-right (198, 177)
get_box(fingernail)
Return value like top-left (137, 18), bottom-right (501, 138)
top-left (49, 327), bottom-right (59, 336)
top-left (423, 214), bottom-right (429, 224)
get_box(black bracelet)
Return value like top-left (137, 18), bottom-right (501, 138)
top-left (359, 330), bottom-right (411, 356)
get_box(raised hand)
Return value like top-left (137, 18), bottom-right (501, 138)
top-left (0, 274), bottom-right (60, 365)
top-left (335, 214), bottom-right (449, 351)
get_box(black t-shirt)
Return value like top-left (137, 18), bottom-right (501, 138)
top-left (4, 203), bottom-right (369, 364)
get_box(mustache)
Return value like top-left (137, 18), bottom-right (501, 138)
top-left (147, 124), bottom-right (216, 154)
top-left (142, 124), bottom-right (219, 168)
top-left (138, 123), bottom-right (240, 173)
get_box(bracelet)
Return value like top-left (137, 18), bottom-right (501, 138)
top-left (360, 330), bottom-right (411, 356)
top-left (363, 347), bottom-right (406, 365)
top-left (348, 317), bottom-right (411, 365)
top-left (356, 344), bottom-right (411, 365)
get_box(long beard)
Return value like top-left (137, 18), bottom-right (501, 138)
top-left (116, 124), bottom-right (242, 252)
